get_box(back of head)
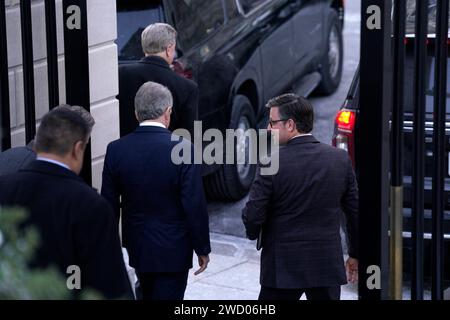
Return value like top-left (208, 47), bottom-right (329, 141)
top-left (53, 104), bottom-right (95, 132)
top-left (135, 81), bottom-right (173, 122)
top-left (34, 107), bottom-right (93, 157)
top-left (141, 23), bottom-right (177, 55)
top-left (266, 94), bottom-right (314, 134)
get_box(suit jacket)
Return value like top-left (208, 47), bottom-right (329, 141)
top-left (101, 126), bottom-right (211, 273)
top-left (242, 135), bottom-right (358, 289)
top-left (118, 56), bottom-right (199, 136)
top-left (0, 143), bottom-right (36, 176)
top-left (0, 161), bottom-right (132, 299)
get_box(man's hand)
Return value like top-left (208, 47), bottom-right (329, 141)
top-left (194, 255), bottom-right (210, 276)
top-left (346, 257), bottom-right (358, 284)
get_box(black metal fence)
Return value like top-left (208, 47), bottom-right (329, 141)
top-left (430, 0), bottom-right (449, 301)
top-left (0, 0), bottom-right (91, 184)
top-left (359, 0), bottom-right (391, 300)
top-left (360, 0), bottom-right (449, 300)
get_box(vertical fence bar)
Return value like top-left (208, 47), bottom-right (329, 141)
top-left (20, 0), bottom-right (36, 144)
top-left (411, 0), bottom-right (428, 300)
top-left (390, 0), bottom-right (406, 300)
top-left (45, 0), bottom-right (59, 110)
top-left (359, 0), bottom-right (392, 300)
top-left (62, 0), bottom-right (91, 185)
top-left (0, 0), bottom-right (11, 151)
top-left (431, 0), bottom-right (449, 301)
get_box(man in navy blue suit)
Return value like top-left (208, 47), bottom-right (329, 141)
top-left (102, 81), bottom-right (211, 300)
top-left (0, 141), bottom-right (35, 176)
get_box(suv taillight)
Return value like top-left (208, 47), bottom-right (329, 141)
top-left (333, 109), bottom-right (356, 167)
top-left (336, 110), bottom-right (356, 132)
top-left (334, 134), bottom-right (349, 152)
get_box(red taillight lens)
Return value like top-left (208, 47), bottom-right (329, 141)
top-left (334, 109), bottom-right (356, 168)
top-left (336, 110), bottom-right (356, 132)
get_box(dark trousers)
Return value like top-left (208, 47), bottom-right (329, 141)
top-left (136, 271), bottom-right (189, 300)
top-left (259, 286), bottom-right (341, 301)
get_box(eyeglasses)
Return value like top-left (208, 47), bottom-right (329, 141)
top-left (269, 119), bottom-right (289, 128)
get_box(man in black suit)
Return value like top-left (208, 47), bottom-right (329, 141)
top-left (0, 141), bottom-right (35, 176)
top-left (118, 23), bottom-right (198, 137)
top-left (242, 94), bottom-right (358, 300)
top-left (0, 106), bottom-right (132, 299)
top-left (102, 81), bottom-right (211, 300)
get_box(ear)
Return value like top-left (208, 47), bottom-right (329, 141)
top-left (163, 110), bottom-right (169, 122)
top-left (73, 140), bottom-right (86, 160)
top-left (135, 111), bottom-right (140, 123)
top-left (287, 119), bottom-right (295, 132)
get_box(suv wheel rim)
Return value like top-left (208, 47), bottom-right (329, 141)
top-left (236, 116), bottom-right (252, 180)
top-left (328, 25), bottom-right (340, 79)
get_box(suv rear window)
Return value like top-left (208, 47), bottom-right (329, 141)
top-left (403, 53), bottom-right (450, 113)
top-left (237, 0), bottom-right (269, 14)
top-left (402, 0), bottom-right (450, 113)
top-left (405, 0), bottom-right (450, 34)
top-left (117, 0), bottom-right (165, 61)
top-left (166, 0), bottom-right (224, 51)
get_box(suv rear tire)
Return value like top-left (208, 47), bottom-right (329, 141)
top-left (204, 95), bottom-right (257, 200)
top-left (316, 10), bottom-right (343, 95)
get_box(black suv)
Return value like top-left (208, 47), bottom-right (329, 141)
top-left (332, 2), bottom-right (450, 281)
top-left (117, 0), bottom-right (345, 200)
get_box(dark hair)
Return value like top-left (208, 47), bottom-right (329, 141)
top-left (266, 93), bottom-right (314, 133)
top-left (34, 108), bottom-right (91, 156)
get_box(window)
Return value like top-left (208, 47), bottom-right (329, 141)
top-left (403, 55), bottom-right (450, 113)
top-left (168, 0), bottom-right (224, 51)
top-left (117, 0), bottom-right (165, 61)
top-left (405, 0), bottom-right (450, 35)
top-left (401, 0), bottom-right (450, 113)
top-left (237, 0), bottom-right (268, 15)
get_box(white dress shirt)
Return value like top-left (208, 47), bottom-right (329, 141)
top-left (36, 156), bottom-right (71, 171)
top-left (139, 121), bottom-right (166, 129)
top-left (289, 133), bottom-right (313, 141)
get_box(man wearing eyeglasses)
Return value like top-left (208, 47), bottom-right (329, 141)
top-left (242, 94), bottom-right (359, 300)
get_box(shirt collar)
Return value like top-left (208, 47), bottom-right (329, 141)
top-left (289, 133), bottom-right (313, 141)
top-left (140, 121), bottom-right (167, 129)
top-left (36, 157), bottom-right (71, 171)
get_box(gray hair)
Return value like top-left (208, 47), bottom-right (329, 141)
top-left (53, 104), bottom-right (95, 133)
top-left (135, 82), bottom-right (173, 122)
top-left (141, 23), bottom-right (177, 55)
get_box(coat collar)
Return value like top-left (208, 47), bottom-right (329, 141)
top-left (286, 135), bottom-right (319, 146)
top-left (20, 160), bottom-right (83, 182)
top-left (134, 125), bottom-right (171, 135)
top-left (139, 56), bottom-right (171, 70)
